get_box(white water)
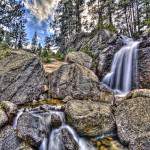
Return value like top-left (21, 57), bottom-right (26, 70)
top-left (13, 108), bottom-right (24, 129)
top-left (13, 107), bottom-right (95, 150)
top-left (103, 37), bottom-right (140, 95)
top-left (47, 125), bottom-right (96, 150)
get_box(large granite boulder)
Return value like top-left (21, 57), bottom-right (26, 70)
top-left (114, 89), bottom-right (150, 144)
top-left (49, 63), bottom-right (99, 100)
top-left (49, 63), bottom-right (114, 102)
top-left (65, 51), bottom-right (92, 69)
top-left (138, 47), bottom-right (150, 89)
top-left (0, 50), bottom-right (48, 105)
top-left (0, 126), bottom-right (33, 150)
top-left (65, 100), bottom-right (115, 136)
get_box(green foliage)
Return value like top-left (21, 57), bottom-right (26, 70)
top-left (40, 50), bottom-right (52, 63)
top-left (67, 48), bottom-right (76, 53)
top-left (80, 45), bottom-right (93, 58)
top-left (103, 24), bottom-right (117, 33)
top-left (54, 51), bottom-right (65, 61)
top-left (0, 42), bottom-right (11, 60)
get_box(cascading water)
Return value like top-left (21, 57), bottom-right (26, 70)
top-left (103, 36), bottom-right (140, 95)
top-left (40, 111), bottom-right (96, 150)
top-left (13, 106), bottom-right (96, 150)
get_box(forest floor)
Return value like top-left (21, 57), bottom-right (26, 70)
top-left (43, 58), bottom-right (66, 73)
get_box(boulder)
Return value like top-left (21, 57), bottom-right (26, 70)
top-left (61, 128), bottom-right (79, 150)
top-left (138, 47), bottom-right (150, 89)
top-left (65, 100), bottom-right (115, 136)
top-left (65, 51), bottom-right (92, 69)
top-left (0, 50), bottom-right (47, 105)
top-left (0, 126), bottom-right (33, 150)
top-left (17, 112), bottom-right (46, 147)
top-left (114, 91), bottom-right (150, 144)
top-left (49, 63), bottom-right (114, 102)
top-left (49, 63), bottom-right (99, 100)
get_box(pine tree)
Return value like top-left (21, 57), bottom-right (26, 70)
top-left (31, 32), bottom-right (38, 53)
top-left (44, 36), bottom-right (51, 50)
top-left (0, 0), bottom-right (27, 47)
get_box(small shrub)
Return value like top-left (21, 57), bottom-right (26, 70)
top-left (0, 42), bottom-right (11, 60)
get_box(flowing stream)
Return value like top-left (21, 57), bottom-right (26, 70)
top-left (13, 107), bottom-right (96, 150)
top-left (103, 36), bottom-right (140, 95)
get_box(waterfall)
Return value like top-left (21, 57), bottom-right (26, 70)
top-left (47, 125), bottom-right (96, 150)
top-left (40, 112), bottom-right (96, 150)
top-left (13, 108), bottom-right (24, 129)
top-left (13, 107), bottom-right (96, 150)
top-left (103, 36), bottom-right (140, 95)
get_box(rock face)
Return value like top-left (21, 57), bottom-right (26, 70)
top-left (0, 50), bottom-right (47, 105)
top-left (49, 63), bottom-right (100, 100)
top-left (65, 51), bottom-right (92, 69)
top-left (65, 30), bottom-right (118, 54)
top-left (96, 46), bottom-right (119, 80)
top-left (65, 100), bottom-right (115, 136)
top-left (114, 90), bottom-right (150, 144)
top-left (138, 47), bottom-right (150, 89)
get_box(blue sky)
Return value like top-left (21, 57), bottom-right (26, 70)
top-left (22, 0), bottom-right (57, 46)
top-left (25, 9), bottom-right (51, 46)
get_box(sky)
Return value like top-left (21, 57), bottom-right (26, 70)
top-left (22, 0), bottom-right (60, 46)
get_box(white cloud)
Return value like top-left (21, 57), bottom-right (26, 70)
top-left (23, 0), bottom-right (61, 21)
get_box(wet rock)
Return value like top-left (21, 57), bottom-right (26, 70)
top-left (49, 63), bottom-right (99, 100)
top-left (0, 126), bottom-right (22, 150)
top-left (61, 128), bottom-right (79, 150)
top-left (114, 95), bottom-right (150, 144)
top-left (138, 47), bottom-right (150, 89)
top-left (0, 50), bottom-right (47, 105)
top-left (65, 51), bottom-right (92, 69)
top-left (0, 109), bottom-right (8, 128)
top-left (96, 46), bottom-right (119, 80)
top-left (51, 113), bottom-right (62, 128)
top-left (94, 137), bottom-right (128, 150)
top-left (129, 133), bottom-right (150, 150)
top-left (17, 112), bottom-right (46, 147)
top-left (65, 100), bottom-right (115, 136)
